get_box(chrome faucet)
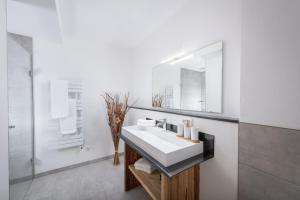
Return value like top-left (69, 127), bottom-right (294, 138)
top-left (156, 118), bottom-right (167, 131)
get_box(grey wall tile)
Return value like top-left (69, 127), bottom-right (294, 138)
top-left (239, 123), bottom-right (300, 186)
top-left (239, 164), bottom-right (300, 200)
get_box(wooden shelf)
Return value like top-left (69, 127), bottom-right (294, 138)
top-left (124, 143), bottom-right (200, 200)
top-left (129, 165), bottom-right (161, 200)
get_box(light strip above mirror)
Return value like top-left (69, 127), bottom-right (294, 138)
top-left (160, 51), bottom-right (185, 64)
top-left (170, 54), bottom-right (194, 65)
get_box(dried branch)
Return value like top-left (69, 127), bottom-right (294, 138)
top-left (152, 93), bottom-right (163, 107)
top-left (102, 92), bottom-right (136, 165)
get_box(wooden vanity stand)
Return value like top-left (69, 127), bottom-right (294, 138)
top-left (124, 144), bottom-right (200, 200)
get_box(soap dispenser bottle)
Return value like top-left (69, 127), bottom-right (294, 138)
top-left (191, 127), bottom-right (200, 142)
top-left (183, 119), bottom-right (192, 139)
top-left (176, 123), bottom-right (184, 137)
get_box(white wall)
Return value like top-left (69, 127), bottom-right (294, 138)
top-left (240, 0), bottom-right (300, 130)
top-left (0, 0), bottom-right (9, 199)
top-left (33, 37), bottom-right (133, 173)
top-left (128, 109), bottom-right (238, 200)
top-left (130, 0), bottom-right (241, 118)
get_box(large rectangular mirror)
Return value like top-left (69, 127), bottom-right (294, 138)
top-left (152, 41), bottom-right (223, 113)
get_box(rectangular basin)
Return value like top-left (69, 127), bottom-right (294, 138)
top-left (122, 125), bottom-right (203, 167)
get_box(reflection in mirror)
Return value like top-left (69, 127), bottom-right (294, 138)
top-left (152, 41), bottom-right (223, 113)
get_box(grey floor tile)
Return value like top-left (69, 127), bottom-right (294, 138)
top-left (107, 187), bottom-right (151, 200)
top-left (11, 157), bottom-right (149, 200)
top-left (10, 180), bottom-right (32, 200)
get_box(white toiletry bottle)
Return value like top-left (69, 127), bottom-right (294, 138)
top-left (183, 120), bottom-right (192, 139)
top-left (177, 123), bottom-right (184, 137)
top-left (191, 127), bottom-right (199, 142)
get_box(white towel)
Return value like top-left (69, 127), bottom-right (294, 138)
top-left (59, 99), bottom-right (77, 135)
top-left (50, 80), bottom-right (69, 118)
top-left (137, 119), bottom-right (156, 130)
top-left (134, 166), bottom-right (154, 174)
top-left (137, 119), bottom-right (156, 127)
top-left (134, 158), bottom-right (155, 174)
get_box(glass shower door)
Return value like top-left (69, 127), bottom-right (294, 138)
top-left (7, 33), bottom-right (34, 199)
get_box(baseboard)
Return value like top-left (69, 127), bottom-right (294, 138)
top-left (11, 152), bottom-right (124, 185)
top-left (10, 175), bottom-right (33, 185)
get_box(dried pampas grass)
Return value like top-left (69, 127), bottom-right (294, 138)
top-left (152, 94), bottom-right (163, 108)
top-left (102, 92), bottom-right (133, 165)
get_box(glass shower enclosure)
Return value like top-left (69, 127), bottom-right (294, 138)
top-left (7, 33), bottom-right (35, 200)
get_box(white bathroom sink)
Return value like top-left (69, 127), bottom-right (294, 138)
top-left (122, 125), bottom-right (203, 167)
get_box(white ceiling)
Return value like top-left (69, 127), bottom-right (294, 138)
top-left (10, 0), bottom-right (190, 48)
top-left (75, 0), bottom-right (190, 48)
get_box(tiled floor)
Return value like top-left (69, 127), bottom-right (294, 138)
top-left (10, 157), bottom-right (150, 200)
